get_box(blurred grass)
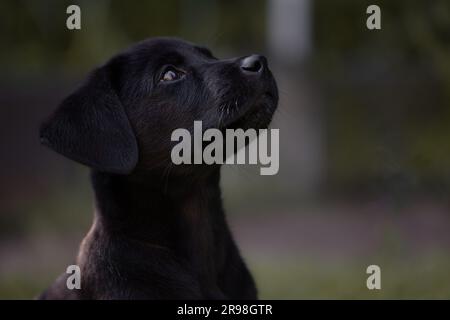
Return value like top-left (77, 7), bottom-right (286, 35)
top-left (0, 275), bottom-right (55, 300)
top-left (249, 254), bottom-right (450, 299)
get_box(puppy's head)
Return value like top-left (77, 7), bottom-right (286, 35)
top-left (40, 37), bottom-right (278, 175)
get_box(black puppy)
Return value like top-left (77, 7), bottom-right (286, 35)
top-left (38, 37), bottom-right (278, 299)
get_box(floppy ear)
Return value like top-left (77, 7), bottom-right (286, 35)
top-left (40, 66), bottom-right (138, 174)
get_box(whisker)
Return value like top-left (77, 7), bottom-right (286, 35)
top-left (162, 162), bottom-right (173, 194)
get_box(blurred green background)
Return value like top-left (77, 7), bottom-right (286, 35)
top-left (1, 0), bottom-right (450, 299)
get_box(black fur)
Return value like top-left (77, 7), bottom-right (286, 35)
top-left (38, 37), bottom-right (278, 299)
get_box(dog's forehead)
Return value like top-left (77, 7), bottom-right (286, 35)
top-left (127, 38), bottom-right (213, 65)
top-left (144, 39), bottom-right (194, 53)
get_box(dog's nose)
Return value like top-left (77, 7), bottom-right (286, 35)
top-left (240, 54), bottom-right (266, 74)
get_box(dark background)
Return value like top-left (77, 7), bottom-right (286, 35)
top-left (1, 0), bottom-right (450, 298)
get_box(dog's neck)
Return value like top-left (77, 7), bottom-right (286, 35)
top-left (89, 169), bottom-right (226, 285)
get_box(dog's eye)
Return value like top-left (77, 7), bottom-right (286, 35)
top-left (159, 67), bottom-right (184, 83)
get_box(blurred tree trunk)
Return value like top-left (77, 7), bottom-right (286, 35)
top-left (268, 0), bottom-right (324, 199)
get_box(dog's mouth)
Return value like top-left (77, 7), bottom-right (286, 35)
top-left (225, 107), bottom-right (262, 130)
top-left (219, 91), bottom-right (277, 131)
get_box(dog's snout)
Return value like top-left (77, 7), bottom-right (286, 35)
top-left (240, 54), bottom-right (266, 74)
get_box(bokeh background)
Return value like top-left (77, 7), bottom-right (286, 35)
top-left (1, 0), bottom-right (450, 299)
